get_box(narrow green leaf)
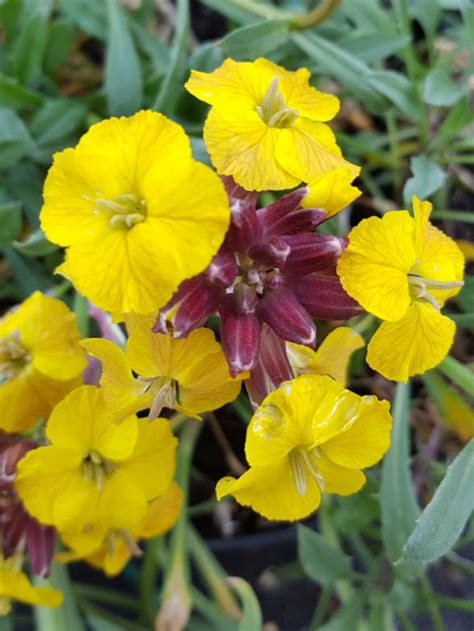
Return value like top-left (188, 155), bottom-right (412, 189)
top-left (59, 0), bottom-right (107, 40)
top-left (381, 382), bottom-right (419, 563)
top-left (317, 594), bottom-right (362, 631)
top-left (197, 0), bottom-right (273, 24)
top-left (437, 355), bottom-right (474, 396)
top-left (366, 70), bottom-right (420, 121)
top-left (0, 73), bottom-right (43, 109)
top-left (10, 0), bottom-right (53, 84)
top-left (292, 32), bottom-right (387, 111)
top-left (220, 19), bottom-right (289, 60)
top-left (227, 577), bottom-right (262, 631)
top-left (403, 155), bottom-right (446, 204)
top-left (105, 0), bottom-right (143, 116)
top-left (340, 32), bottom-right (410, 63)
top-left (423, 68), bottom-right (465, 107)
top-left (457, 275), bottom-right (474, 313)
top-left (397, 440), bottom-right (474, 569)
top-left (4, 247), bottom-right (52, 295)
top-left (34, 563), bottom-right (85, 631)
top-left (153, 0), bottom-right (189, 114)
top-left (0, 107), bottom-right (32, 168)
top-left (44, 20), bottom-right (76, 74)
top-left (188, 42), bottom-right (224, 73)
top-left (14, 229), bottom-right (58, 256)
top-left (30, 99), bottom-right (88, 147)
top-left (297, 525), bottom-right (353, 585)
top-left (0, 202), bottom-right (22, 247)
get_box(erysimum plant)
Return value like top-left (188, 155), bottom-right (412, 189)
top-left (0, 1), bottom-right (472, 628)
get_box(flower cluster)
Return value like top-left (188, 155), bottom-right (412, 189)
top-left (0, 56), bottom-right (465, 615)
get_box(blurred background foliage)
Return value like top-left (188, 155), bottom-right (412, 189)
top-left (0, 1), bottom-right (473, 630)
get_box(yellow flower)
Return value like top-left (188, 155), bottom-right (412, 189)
top-left (81, 320), bottom-right (243, 420)
top-left (0, 291), bottom-right (86, 432)
top-left (186, 58), bottom-right (359, 191)
top-left (15, 386), bottom-right (177, 533)
top-left (57, 482), bottom-right (183, 576)
top-left (337, 197), bottom-right (465, 381)
top-left (286, 327), bottom-right (365, 386)
top-left (217, 374), bottom-right (391, 521)
top-left (302, 167), bottom-right (361, 219)
top-left (0, 554), bottom-right (62, 615)
top-left (40, 110), bottom-right (230, 316)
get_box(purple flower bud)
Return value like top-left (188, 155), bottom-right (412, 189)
top-left (248, 236), bottom-right (290, 269)
top-left (233, 283), bottom-right (258, 314)
top-left (219, 298), bottom-right (261, 377)
top-left (246, 324), bottom-right (293, 407)
top-left (257, 287), bottom-right (316, 346)
top-left (283, 233), bottom-right (346, 276)
top-left (0, 441), bottom-right (35, 487)
top-left (205, 250), bottom-right (238, 287)
top-left (226, 198), bottom-right (261, 252)
top-left (293, 273), bottom-right (363, 320)
top-left (154, 277), bottom-right (219, 338)
top-left (25, 520), bottom-right (56, 578)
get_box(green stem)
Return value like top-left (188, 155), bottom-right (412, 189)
top-left (392, 0), bottom-right (418, 82)
top-left (290, 0), bottom-right (342, 29)
top-left (188, 497), bottom-right (218, 516)
top-left (139, 537), bottom-right (164, 625)
top-left (437, 356), bottom-right (474, 396)
top-left (309, 584), bottom-right (333, 630)
top-left (232, 393), bottom-right (253, 424)
top-left (385, 109), bottom-right (402, 198)
top-left (399, 613), bottom-right (417, 631)
top-left (351, 313), bottom-right (375, 336)
top-left (319, 498), bottom-right (352, 604)
top-left (188, 524), bottom-right (242, 621)
top-left (430, 210), bottom-right (474, 224)
top-left (433, 595), bottom-right (474, 613)
top-left (420, 576), bottom-right (446, 631)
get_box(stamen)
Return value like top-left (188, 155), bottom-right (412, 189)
top-left (0, 334), bottom-right (31, 380)
top-left (95, 193), bottom-right (147, 229)
top-left (289, 450), bottom-right (307, 496)
top-left (147, 378), bottom-right (177, 421)
top-left (301, 448), bottom-right (325, 492)
top-left (256, 76), bottom-right (298, 128)
top-left (119, 530), bottom-right (143, 557)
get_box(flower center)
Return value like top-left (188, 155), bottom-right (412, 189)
top-left (94, 193), bottom-right (147, 229)
top-left (289, 446), bottom-right (325, 496)
top-left (105, 529), bottom-right (143, 559)
top-left (0, 333), bottom-right (31, 381)
top-left (407, 274), bottom-right (463, 310)
top-left (82, 450), bottom-right (117, 491)
top-left (146, 377), bottom-right (179, 421)
top-left (256, 77), bottom-right (298, 128)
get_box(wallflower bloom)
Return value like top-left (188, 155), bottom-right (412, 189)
top-left (337, 197), bottom-right (464, 381)
top-left (58, 482), bottom-right (182, 576)
top-left (217, 374), bottom-right (391, 521)
top-left (302, 167), bottom-right (361, 220)
top-left (186, 58), bottom-right (359, 191)
top-left (0, 553), bottom-right (62, 615)
top-left (40, 110), bottom-right (230, 316)
top-left (81, 319), bottom-right (242, 419)
top-left (15, 386), bottom-right (177, 533)
top-left (0, 292), bottom-right (85, 432)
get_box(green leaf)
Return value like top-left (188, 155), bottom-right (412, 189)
top-left (4, 247), bottom-right (52, 296)
top-left (197, 0), bottom-right (270, 24)
top-left (0, 201), bottom-right (22, 246)
top-left (13, 229), bottom-right (58, 256)
top-left (457, 275), bottom-right (474, 313)
top-left (397, 440), bottom-right (474, 569)
top-left (292, 32), bottom-right (387, 111)
top-left (297, 525), bottom-right (353, 585)
top-left (59, 0), bottom-right (107, 40)
top-left (10, 0), bottom-right (53, 84)
top-left (153, 0), bottom-right (189, 115)
top-left (423, 68), bottom-right (465, 107)
top-left (381, 382), bottom-right (419, 563)
top-left (340, 32), bottom-right (410, 63)
top-left (105, 0), bottom-right (143, 116)
top-left (34, 563), bottom-right (85, 631)
top-left (403, 155), bottom-right (446, 204)
top-left (0, 73), bottom-right (42, 109)
top-left (227, 577), bottom-right (262, 631)
top-left (188, 42), bottom-right (224, 73)
top-left (44, 20), bottom-right (76, 74)
top-left (0, 107), bottom-right (32, 168)
top-left (366, 70), bottom-right (420, 121)
top-left (220, 19), bottom-right (289, 60)
top-left (437, 355), bottom-right (474, 396)
top-left (30, 98), bottom-right (88, 147)
top-left (317, 594), bottom-right (362, 631)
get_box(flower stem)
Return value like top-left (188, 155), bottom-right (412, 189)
top-left (420, 576), bottom-right (446, 631)
top-left (290, 0), bottom-right (342, 29)
top-left (309, 584), bottom-right (333, 630)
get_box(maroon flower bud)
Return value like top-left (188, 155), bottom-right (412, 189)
top-left (246, 324), bottom-right (293, 407)
top-left (257, 287), bottom-right (316, 346)
top-left (25, 520), bottom-right (56, 578)
top-left (293, 273), bottom-right (362, 320)
top-left (219, 298), bottom-right (261, 377)
top-left (0, 441), bottom-right (35, 487)
top-left (248, 236), bottom-right (290, 269)
top-left (154, 277), bottom-right (219, 338)
top-left (233, 283), bottom-right (258, 315)
top-left (205, 250), bottom-right (238, 287)
top-left (283, 233), bottom-right (346, 276)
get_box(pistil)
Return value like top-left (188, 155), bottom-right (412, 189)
top-left (82, 450), bottom-right (117, 491)
top-left (256, 77), bottom-right (298, 128)
top-left (408, 274), bottom-right (464, 310)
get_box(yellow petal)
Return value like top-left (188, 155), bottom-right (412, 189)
top-left (456, 239), bottom-right (474, 261)
top-left (0, 571), bottom-right (62, 610)
top-left (275, 118), bottom-right (359, 183)
top-left (316, 454), bottom-right (366, 496)
top-left (302, 167), bottom-right (362, 219)
top-left (121, 418), bottom-right (177, 500)
top-left (46, 385), bottom-right (138, 461)
top-left (322, 396), bottom-right (391, 469)
top-left (81, 338), bottom-right (151, 414)
top-left (203, 107), bottom-right (299, 191)
top-left (216, 458), bottom-right (321, 521)
top-left (412, 196), bottom-right (432, 259)
top-left (137, 482), bottom-right (184, 538)
top-left (286, 327), bottom-right (365, 385)
top-left (367, 302), bottom-right (456, 381)
top-left (337, 212), bottom-right (416, 321)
